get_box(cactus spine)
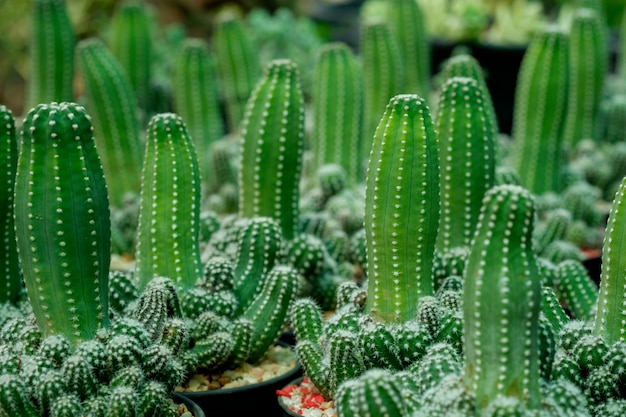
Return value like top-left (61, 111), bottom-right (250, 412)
top-left (434, 76), bottom-right (497, 254)
top-left (0, 105), bottom-right (21, 304)
top-left (563, 7), bottom-right (608, 147)
top-left (76, 38), bottom-right (143, 207)
top-left (27, 0), bottom-right (75, 109)
top-left (463, 185), bottom-right (542, 410)
top-left (512, 25), bottom-right (569, 195)
top-left (172, 38), bottom-right (224, 188)
top-left (311, 43), bottom-right (364, 184)
top-left (134, 113), bottom-right (202, 293)
top-left (14, 102), bottom-right (110, 343)
top-left (364, 94), bottom-right (440, 323)
top-left (238, 59), bottom-right (305, 240)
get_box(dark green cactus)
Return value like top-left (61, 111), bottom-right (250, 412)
top-left (554, 259), bottom-right (598, 320)
top-left (463, 185), bottom-right (542, 410)
top-left (27, 0), bottom-right (75, 109)
top-left (134, 113), bottom-right (203, 293)
top-left (310, 43), bottom-right (364, 184)
top-left (511, 25), bottom-right (569, 195)
top-left (364, 94), bottom-right (440, 323)
top-left (15, 102), bottom-right (110, 343)
top-left (238, 59), bottom-right (305, 240)
top-left (335, 368), bottom-right (408, 417)
top-left (76, 38), bottom-right (143, 207)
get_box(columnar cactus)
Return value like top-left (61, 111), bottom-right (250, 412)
top-left (76, 38), bottom-right (143, 207)
top-left (238, 59), bottom-right (305, 240)
top-left (360, 20), bottom-right (405, 158)
top-left (463, 185), bottom-right (542, 410)
top-left (27, 0), bottom-right (75, 109)
top-left (562, 7), bottom-right (608, 148)
top-left (172, 38), bottom-right (225, 188)
top-left (310, 43), bottom-right (364, 184)
top-left (335, 369), bottom-right (408, 417)
top-left (213, 14), bottom-right (261, 132)
top-left (109, 0), bottom-right (153, 117)
top-left (434, 76), bottom-right (497, 255)
top-left (365, 94), bottom-right (440, 323)
top-left (14, 102), bottom-right (110, 343)
top-left (511, 25), bottom-right (569, 195)
top-left (0, 105), bottom-right (21, 304)
top-left (134, 113), bottom-right (203, 293)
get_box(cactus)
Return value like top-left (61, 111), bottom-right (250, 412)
top-left (213, 14), bottom-right (261, 132)
top-left (511, 25), bottom-right (569, 195)
top-left (434, 76), bottom-right (497, 254)
top-left (310, 43), bottom-right (364, 184)
top-left (172, 38), bottom-right (225, 188)
top-left (364, 94), bottom-right (440, 323)
top-left (563, 7), bottom-right (608, 147)
top-left (134, 113), bottom-right (203, 293)
top-left (463, 185), bottom-right (542, 410)
top-left (76, 38), bottom-right (143, 207)
top-left (238, 59), bottom-right (305, 240)
top-left (27, 0), bottom-right (75, 109)
top-left (335, 369), bottom-right (408, 417)
top-left (0, 105), bottom-right (21, 304)
top-left (360, 20), bottom-right (405, 157)
top-left (554, 259), bottom-right (598, 320)
top-left (109, 1), bottom-right (153, 117)
top-left (14, 102), bottom-right (110, 343)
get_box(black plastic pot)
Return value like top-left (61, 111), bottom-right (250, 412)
top-left (171, 393), bottom-right (206, 417)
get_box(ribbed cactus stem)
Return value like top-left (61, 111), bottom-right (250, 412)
top-left (0, 105), bottom-right (21, 303)
top-left (463, 185), bottom-right (542, 410)
top-left (27, 0), bottom-right (75, 109)
top-left (109, 0), bottom-right (153, 115)
top-left (360, 20), bottom-right (405, 158)
top-left (14, 102), bottom-right (111, 343)
top-left (435, 76), bottom-right (497, 254)
top-left (364, 94), bottom-right (440, 323)
top-left (594, 176), bottom-right (626, 344)
top-left (238, 59), bottom-right (305, 240)
top-left (213, 14), bottom-right (261, 132)
top-left (76, 37), bottom-right (143, 207)
top-left (172, 38), bottom-right (224, 188)
top-left (311, 42), bottom-right (363, 184)
top-left (335, 369), bottom-right (407, 417)
top-left (512, 25), bottom-right (569, 195)
top-left (135, 113), bottom-right (202, 293)
top-left (563, 7), bottom-right (607, 147)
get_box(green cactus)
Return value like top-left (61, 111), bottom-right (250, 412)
top-left (76, 38), bottom-right (143, 207)
top-left (27, 0), bottom-right (75, 109)
top-left (435, 76), bottom-right (497, 254)
top-left (0, 105), bottom-right (21, 304)
top-left (364, 94), bottom-right (440, 323)
top-left (335, 368), bottom-right (408, 417)
top-left (14, 102), bottom-right (110, 343)
top-left (511, 25), bottom-right (569, 195)
top-left (134, 113), bottom-right (203, 293)
top-left (172, 38), bottom-right (225, 188)
top-left (238, 59), bottom-right (305, 240)
top-left (600, 93), bottom-right (626, 144)
top-left (554, 259), bottom-right (598, 320)
top-left (310, 43), bottom-right (364, 184)
top-left (463, 185), bottom-right (542, 410)
top-left (213, 14), bottom-right (261, 132)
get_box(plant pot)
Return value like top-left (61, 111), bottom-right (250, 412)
top-left (171, 393), bottom-right (206, 417)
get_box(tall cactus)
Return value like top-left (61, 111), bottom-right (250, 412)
top-left (27, 0), bottom-right (75, 109)
top-left (238, 59), bottom-right (305, 240)
top-left (463, 185), bottom-right (542, 410)
top-left (364, 94), bottom-right (440, 323)
top-left (562, 7), bottom-right (608, 147)
top-left (213, 14), bottom-right (261, 132)
top-left (134, 113), bottom-right (203, 293)
top-left (311, 42), bottom-right (364, 184)
top-left (360, 20), bottom-right (405, 159)
top-left (0, 105), bottom-right (21, 304)
top-left (14, 102), bottom-right (110, 343)
top-left (511, 25), bottom-right (569, 195)
top-left (109, 0), bottom-right (153, 117)
top-left (434, 76), bottom-right (497, 255)
top-left (76, 38), bottom-right (143, 207)
top-left (172, 38), bottom-right (224, 189)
